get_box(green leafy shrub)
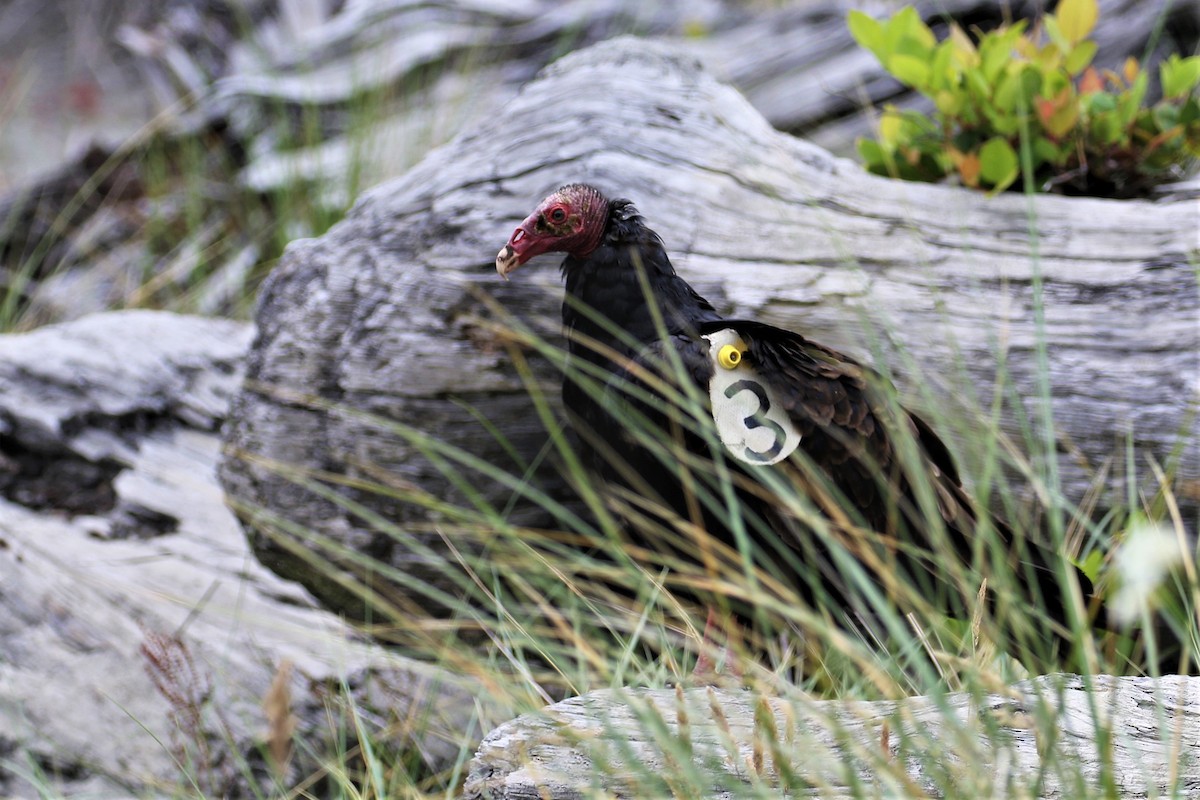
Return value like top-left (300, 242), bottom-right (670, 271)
top-left (848, 0), bottom-right (1200, 197)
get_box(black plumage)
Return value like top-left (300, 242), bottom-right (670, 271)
top-left (496, 183), bottom-right (1097, 662)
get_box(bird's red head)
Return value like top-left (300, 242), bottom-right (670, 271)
top-left (496, 184), bottom-right (608, 279)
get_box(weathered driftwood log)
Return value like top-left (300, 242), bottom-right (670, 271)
top-left (0, 311), bottom-right (500, 798)
top-left (212, 0), bottom-right (1194, 199)
top-left (220, 37), bottom-right (1198, 620)
top-left (464, 674), bottom-right (1200, 798)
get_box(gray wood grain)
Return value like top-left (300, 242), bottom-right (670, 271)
top-left (0, 311), bottom-right (495, 798)
top-left (465, 674), bottom-right (1200, 798)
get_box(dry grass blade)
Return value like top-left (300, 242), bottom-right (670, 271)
top-left (263, 658), bottom-right (297, 779)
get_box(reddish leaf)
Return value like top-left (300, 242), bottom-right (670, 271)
top-left (1078, 67), bottom-right (1104, 95)
top-left (1036, 97), bottom-right (1058, 129)
top-left (1037, 88), bottom-right (1079, 139)
top-left (957, 151), bottom-right (982, 187)
top-left (1122, 56), bottom-right (1140, 85)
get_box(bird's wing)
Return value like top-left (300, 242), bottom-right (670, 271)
top-left (700, 319), bottom-right (1091, 627)
top-left (701, 319), bottom-right (925, 520)
top-left (599, 320), bottom-right (1088, 636)
top-left (604, 321), bottom-right (947, 535)
top-left (596, 323), bottom-right (960, 620)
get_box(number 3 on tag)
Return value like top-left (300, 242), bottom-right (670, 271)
top-left (703, 329), bottom-right (801, 466)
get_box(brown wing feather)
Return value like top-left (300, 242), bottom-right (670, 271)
top-left (600, 321), bottom-right (1090, 645)
top-left (723, 320), bottom-right (1092, 632)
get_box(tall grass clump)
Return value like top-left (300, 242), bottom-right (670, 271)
top-left (225, 235), bottom-right (1197, 796)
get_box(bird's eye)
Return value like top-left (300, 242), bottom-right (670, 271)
top-left (550, 208), bottom-right (567, 223)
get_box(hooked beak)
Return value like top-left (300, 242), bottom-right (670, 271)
top-left (495, 220), bottom-right (539, 280)
top-left (495, 245), bottom-right (519, 281)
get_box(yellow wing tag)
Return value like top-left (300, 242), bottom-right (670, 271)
top-left (703, 328), bottom-right (801, 466)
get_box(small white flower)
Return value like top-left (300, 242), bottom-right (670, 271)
top-left (1110, 522), bottom-right (1186, 626)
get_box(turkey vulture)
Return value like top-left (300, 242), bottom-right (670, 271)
top-left (496, 182), bottom-right (1098, 666)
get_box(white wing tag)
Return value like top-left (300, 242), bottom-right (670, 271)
top-left (703, 328), bottom-right (801, 466)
